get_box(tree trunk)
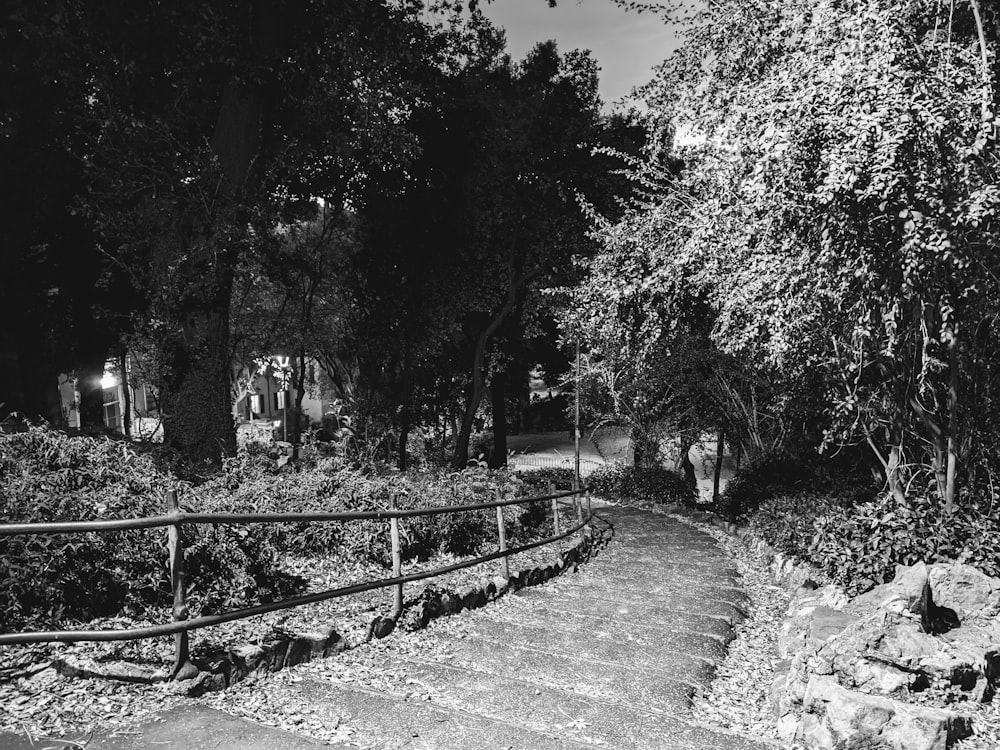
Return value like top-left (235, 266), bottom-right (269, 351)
top-left (676, 436), bottom-right (697, 486)
top-left (945, 332), bottom-right (960, 511)
top-left (452, 307), bottom-right (518, 469)
top-left (78, 351), bottom-right (107, 430)
top-left (292, 345), bottom-right (307, 460)
top-left (712, 429), bottom-right (725, 504)
top-left (887, 403), bottom-right (907, 505)
top-left (120, 351), bottom-right (132, 440)
top-left (631, 424), bottom-right (646, 467)
top-left (397, 344), bottom-right (412, 471)
top-left (453, 379), bottom-right (484, 470)
top-left (160, 305), bottom-right (237, 466)
top-left (158, 4), bottom-right (279, 468)
top-left (489, 369), bottom-right (508, 469)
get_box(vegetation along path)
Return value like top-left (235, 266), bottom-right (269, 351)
top-left (86, 505), bottom-right (772, 750)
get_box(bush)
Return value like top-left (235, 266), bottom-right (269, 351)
top-left (719, 453), bottom-right (877, 520)
top-left (517, 467), bottom-right (577, 495)
top-left (0, 426), bottom-right (298, 629)
top-left (0, 427), bottom-right (557, 631)
top-left (717, 454), bottom-right (816, 519)
top-left (193, 457), bottom-right (548, 566)
top-left (748, 491), bottom-right (844, 559)
top-left (587, 462), bottom-right (696, 506)
top-left (808, 487), bottom-right (1000, 595)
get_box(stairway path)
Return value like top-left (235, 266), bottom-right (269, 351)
top-left (89, 506), bottom-right (775, 749)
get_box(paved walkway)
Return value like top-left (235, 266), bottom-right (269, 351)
top-left (82, 505), bottom-right (772, 750)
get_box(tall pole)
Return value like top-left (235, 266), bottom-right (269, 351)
top-left (574, 334), bottom-right (581, 491)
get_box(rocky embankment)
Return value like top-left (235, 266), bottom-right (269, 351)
top-left (771, 558), bottom-right (1000, 749)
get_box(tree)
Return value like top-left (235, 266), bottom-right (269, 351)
top-left (603, 0), bottom-right (1000, 505)
top-left (57, 0), bottom-right (442, 466)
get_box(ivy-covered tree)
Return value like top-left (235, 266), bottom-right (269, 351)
top-left (597, 0), bottom-right (1000, 505)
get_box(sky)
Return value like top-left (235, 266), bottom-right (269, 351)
top-left (478, 0), bottom-right (681, 110)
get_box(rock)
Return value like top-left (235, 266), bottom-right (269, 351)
top-left (923, 622), bottom-right (1000, 702)
top-left (439, 591), bottom-right (460, 614)
top-left (813, 611), bottom-right (939, 697)
top-left (51, 656), bottom-right (169, 684)
top-left (928, 563), bottom-right (1000, 622)
top-left (285, 634), bottom-right (325, 667)
top-left (230, 644), bottom-right (266, 679)
top-left (265, 638), bottom-right (290, 670)
top-left (369, 616), bottom-right (396, 639)
top-left (848, 562), bottom-right (930, 618)
top-left (778, 587), bottom-right (855, 659)
top-left (460, 586), bottom-right (485, 609)
top-left (491, 575), bottom-right (509, 597)
top-left (799, 675), bottom-right (971, 750)
top-left (173, 660), bottom-right (201, 682)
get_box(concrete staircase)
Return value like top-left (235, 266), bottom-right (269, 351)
top-left (92, 506), bottom-right (775, 750)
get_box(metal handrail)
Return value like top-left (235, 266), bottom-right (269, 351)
top-left (0, 481), bottom-right (593, 675)
top-left (0, 489), bottom-right (583, 536)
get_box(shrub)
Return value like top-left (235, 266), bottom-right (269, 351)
top-left (808, 487), bottom-right (1000, 595)
top-left (717, 454), bottom-right (816, 519)
top-left (517, 467), bottom-right (577, 495)
top-left (748, 492), bottom-right (844, 559)
top-left (719, 453), bottom-right (877, 520)
top-left (0, 426), bottom-right (298, 629)
top-left (192, 456), bottom-right (550, 567)
top-left (0, 427), bottom-right (557, 631)
top-left (587, 462), bottom-right (696, 506)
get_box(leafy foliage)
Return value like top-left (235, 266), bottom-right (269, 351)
top-left (748, 478), bottom-right (1000, 596)
top-left (0, 427), bottom-right (554, 630)
top-left (0, 426), bottom-right (296, 629)
top-left (809, 490), bottom-right (1000, 596)
top-left (587, 461), bottom-right (695, 506)
top-left (718, 454), bottom-right (877, 520)
top-left (579, 0), bottom-right (1000, 509)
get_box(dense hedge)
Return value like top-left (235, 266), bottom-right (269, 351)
top-left (587, 462), bottom-right (696, 506)
top-left (808, 489), bottom-right (1000, 595)
top-left (719, 453), bottom-right (877, 520)
top-left (743, 459), bottom-right (1000, 595)
top-left (0, 427), bottom-right (551, 630)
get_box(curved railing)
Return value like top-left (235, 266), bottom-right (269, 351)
top-left (0, 482), bottom-right (594, 675)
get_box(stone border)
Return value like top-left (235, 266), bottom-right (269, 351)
top-left (51, 522), bottom-right (610, 696)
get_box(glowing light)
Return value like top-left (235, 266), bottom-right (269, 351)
top-left (100, 372), bottom-right (119, 389)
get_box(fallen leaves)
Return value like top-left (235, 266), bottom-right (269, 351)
top-left (1, 540), bottom-right (567, 744)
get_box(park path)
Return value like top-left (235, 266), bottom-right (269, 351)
top-left (90, 505), bottom-right (773, 750)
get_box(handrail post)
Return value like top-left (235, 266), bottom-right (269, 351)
top-left (495, 502), bottom-right (509, 580)
top-left (389, 494), bottom-right (403, 619)
top-left (165, 488), bottom-right (189, 677)
top-left (586, 488), bottom-right (592, 519)
top-left (549, 481), bottom-right (560, 536)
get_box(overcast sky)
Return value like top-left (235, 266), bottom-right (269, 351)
top-left (479, 0), bottom-right (680, 110)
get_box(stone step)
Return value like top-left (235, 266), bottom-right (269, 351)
top-left (387, 656), bottom-right (773, 750)
top-left (480, 600), bottom-right (732, 652)
top-left (486, 597), bottom-right (736, 640)
top-left (86, 705), bottom-right (331, 750)
top-left (453, 616), bottom-right (724, 680)
top-left (514, 582), bottom-right (748, 624)
top-left (288, 677), bottom-right (594, 750)
top-left (414, 629), bottom-right (699, 709)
